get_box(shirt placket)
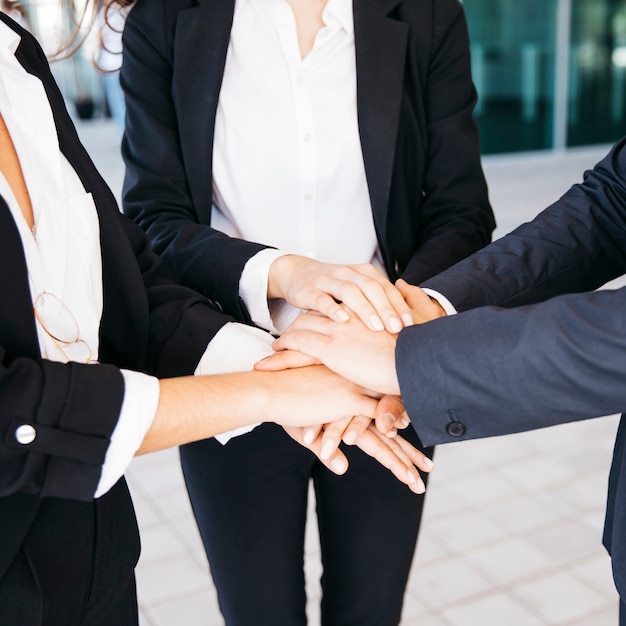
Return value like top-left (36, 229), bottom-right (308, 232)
top-left (275, 2), bottom-right (318, 259)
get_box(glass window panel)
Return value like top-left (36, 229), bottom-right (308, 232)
top-left (568, 0), bottom-right (626, 146)
top-left (463, 0), bottom-right (557, 153)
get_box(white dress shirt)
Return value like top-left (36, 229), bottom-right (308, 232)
top-left (213, 0), bottom-right (382, 333)
top-left (0, 21), bottom-right (273, 494)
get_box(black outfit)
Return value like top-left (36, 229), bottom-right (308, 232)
top-left (121, 0), bottom-right (495, 623)
top-left (396, 137), bottom-right (626, 624)
top-left (0, 13), bottom-right (234, 623)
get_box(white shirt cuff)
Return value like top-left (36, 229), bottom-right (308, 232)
top-left (195, 322), bottom-right (276, 444)
top-left (94, 369), bottom-right (160, 498)
top-left (239, 248), bottom-right (290, 333)
top-left (422, 288), bottom-right (458, 316)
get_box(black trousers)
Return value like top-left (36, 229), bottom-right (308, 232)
top-left (0, 480), bottom-right (140, 626)
top-left (181, 423), bottom-right (431, 626)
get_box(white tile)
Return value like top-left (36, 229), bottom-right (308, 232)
top-left (444, 592), bottom-right (545, 626)
top-left (563, 601), bottom-right (619, 626)
top-left (144, 590), bottom-right (224, 626)
top-left (136, 553), bottom-right (211, 605)
top-left (568, 554), bottom-right (620, 601)
top-left (498, 454), bottom-right (580, 491)
top-left (410, 557), bottom-right (493, 608)
top-left (400, 590), bottom-right (435, 620)
top-left (443, 467), bottom-right (519, 507)
top-left (419, 480), bottom-right (470, 517)
top-left (514, 570), bottom-right (608, 624)
top-left (136, 523), bottom-right (189, 565)
top-left (413, 529), bottom-right (452, 565)
top-left (465, 537), bottom-right (556, 586)
top-left (428, 509), bottom-right (509, 553)
top-left (401, 613), bottom-right (451, 626)
top-left (485, 491), bottom-right (573, 534)
top-left (550, 470), bottom-right (610, 514)
top-left (524, 518), bottom-right (603, 565)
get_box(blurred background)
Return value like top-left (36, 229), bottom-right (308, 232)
top-left (9, 0), bottom-right (626, 156)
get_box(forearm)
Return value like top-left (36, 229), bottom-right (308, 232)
top-left (138, 366), bottom-right (378, 455)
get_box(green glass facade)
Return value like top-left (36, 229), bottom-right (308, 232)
top-left (464, 0), bottom-right (626, 153)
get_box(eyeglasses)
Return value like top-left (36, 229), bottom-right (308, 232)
top-left (33, 291), bottom-right (98, 364)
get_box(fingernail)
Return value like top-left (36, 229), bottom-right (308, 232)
top-left (303, 429), bottom-right (316, 445)
top-left (423, 457), bottom-right (435, 470)
top-left (388, 317), bottom-right (402, 333)
top-left (380, 411), bottom-right (396, 432)
top-left (402, 313), bottom-right (414, 326)
top-left (369, 315), bottom-right (385, 331)
top-left (343, 430), bottom-right (357, 445)
top-left (385, 428), bottom-right (397, 438)
top-left (331, 457), bottom-right (347, 473)
top-left (408, 470), bottom-right (425, 493)
top-left (336, 310), bottom-right (350, 322)
top-left (399, 416), bottom-right (411, 428)
top-left (321, 440), bottom-right (335, 460)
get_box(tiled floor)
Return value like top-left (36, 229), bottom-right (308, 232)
top-left (77, 115), bottom-right (621, 625)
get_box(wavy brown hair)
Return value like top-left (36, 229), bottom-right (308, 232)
top-left (50, 0), bottom-right (134, 61)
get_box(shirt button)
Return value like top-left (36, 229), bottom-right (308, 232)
top-left (446, 422), bottom-right (466, 437)
top-left (15, 424), bottom-right (36, 445)
top-left (303, 133), bottom-right (312, 142)
top-left (304, 193), bottom-right (312, 202)
top-left (295, 75), bottom-right (304, 85)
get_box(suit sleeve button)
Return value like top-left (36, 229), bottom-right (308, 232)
top-left (446, 422), bottom-right (466, 437)
top-left (15, 424), bottom-right (36, 445)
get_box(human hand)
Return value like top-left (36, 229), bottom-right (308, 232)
top-left (268, 255), bottom-right (414, 333)
top-left (256, 311), bottom-right (400, 395)
top-left (265, 364), bottom-right (381, 427)
top-left (396, 279), bottom-right (447, 323)
top-left (299, 396), bottom-right (410, 445)
top-left (286, 413), bottom-right (433, 494)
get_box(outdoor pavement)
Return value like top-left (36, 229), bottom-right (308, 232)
top-left (76, 114), bottom-right (622, 625)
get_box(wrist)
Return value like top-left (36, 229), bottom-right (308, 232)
top-left (430, 297), bottom-right (447, 318)
top-left (267, 254), bottom-right (298, 300)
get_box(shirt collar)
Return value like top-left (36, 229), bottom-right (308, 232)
top-left (0, 20), bottom-right (21, 56)
top-left (323, 0), bottom-right (354, 34)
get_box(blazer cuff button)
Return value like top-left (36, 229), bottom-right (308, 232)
top-left (446, 422), bottom-right (466, 437)
top-left (15, 424), bottom-right (36, 445)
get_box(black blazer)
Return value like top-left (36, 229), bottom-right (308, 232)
top-left (121, 0), bottom-right (495, 320)
top-left (395, 137), bottom-right (626, 599)
top-left (0, 14), bottom-right (234, 579)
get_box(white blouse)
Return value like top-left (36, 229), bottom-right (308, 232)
top-left (0, 21), bottom-right (158, 496)
top-left (214, 0), bottom-right (383, 333)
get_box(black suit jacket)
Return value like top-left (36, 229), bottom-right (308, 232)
top-left (395, 137), bottom-right (626, 598)
top-left (121, 0), bottom-right (495, 320)
top-left (0, 14), bottom-right (235, 580)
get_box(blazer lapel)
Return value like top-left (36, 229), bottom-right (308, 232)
top-left (173, 0), bottom-right (235, 224)
top-left (354, 0), bottom-right (407, 248)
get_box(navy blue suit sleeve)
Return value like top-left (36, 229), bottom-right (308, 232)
top-left (397, 137), bottom-right (626, 446)
top-left (421, 138), bottom-right (626, 309)
top-left (396, 288), bottom-right (626, 446)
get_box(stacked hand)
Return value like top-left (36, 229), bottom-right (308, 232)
top-left (263, 256), bottom-right (447, 491)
